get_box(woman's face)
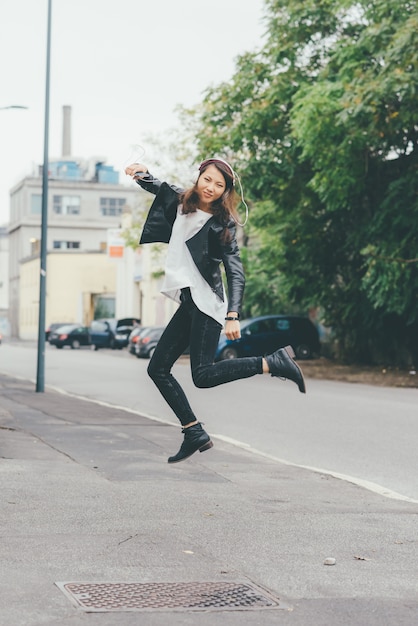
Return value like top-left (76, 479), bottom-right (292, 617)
top-left (196, 164), bottom-right (226, 207)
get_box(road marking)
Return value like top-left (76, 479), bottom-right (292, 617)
top-left (212, 434), bottom-right (418, 505)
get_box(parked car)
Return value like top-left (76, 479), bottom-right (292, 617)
top-left (48, 324), bottom-right (92, 349)
top-left (135, 326), bottom-right (165, 359)
top-left (215, 315), bottom-right (321, 361)
top-left (90, 318), bottom-right (141, 350)
top-left (128, 326), bottom-right (146, 354)
top-left (46, 322), bottom-right (71, 341)
top-left (114, 324), bottom-right (139, 349)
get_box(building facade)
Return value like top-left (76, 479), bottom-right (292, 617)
top-left (19, 251), bottom-right (119, 339)
top-left (0, 226), bottom-right (10, 337)
top-left (8, 157), bottom-right (145, 338)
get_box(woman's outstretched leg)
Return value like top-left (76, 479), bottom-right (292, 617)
top-left (189, 307), bottom-right (263, 388)
top-left (189, 306), bottom-right (305, 393)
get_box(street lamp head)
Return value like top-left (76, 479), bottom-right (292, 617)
top-left (0, 105), bottom-right (28, 110)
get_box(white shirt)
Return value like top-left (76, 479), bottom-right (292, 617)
top-left (161, 207), bottom-right (227, 326)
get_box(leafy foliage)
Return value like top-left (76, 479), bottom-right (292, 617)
top-left (188, 0), bottom-right (418, 365)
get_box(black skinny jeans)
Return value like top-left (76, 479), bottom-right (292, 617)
top-left (147, 289), bottom-right (263, 426)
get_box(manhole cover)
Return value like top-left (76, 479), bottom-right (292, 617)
top-left (56, 581), bottom-right (288, 612)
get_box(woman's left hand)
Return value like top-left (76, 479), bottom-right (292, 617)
top-left (224, 319), bottom-right (241, 341)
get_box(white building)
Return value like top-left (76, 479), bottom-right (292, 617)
top-left (0, 226), bottom-right (10, 337)
top-left (8, 164), bottom-right (147, 338)
top-left (6, 106), bottom-right (187, 338)
top-left (115, 225), bottom-right (178, 328)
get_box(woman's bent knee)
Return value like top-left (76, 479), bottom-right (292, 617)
top-left (192, 367), bottom-right (212, 389)
top-left (147, 360), bottom-right (159, 380)
top-left (147, 359), bottom-right (171, 383)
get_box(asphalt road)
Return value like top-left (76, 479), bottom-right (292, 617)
top-left (1, 341), bottom-right (417, 502)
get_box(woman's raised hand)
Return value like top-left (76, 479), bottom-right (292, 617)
top-left (125, 163), bottom-right (148, 178)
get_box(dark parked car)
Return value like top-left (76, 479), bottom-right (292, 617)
top-left (48, 324), bottom-right (92, 349)
top-left (90, 318), bottom-right (141, 350)
top-left (46, 322), bottom-right (71, 341)
top-left (215, 315), bottom-right (320, 361)
top-left (135, 326), bottom-right (165, 359)
top-left (113, 324), bottom-right (138, 349)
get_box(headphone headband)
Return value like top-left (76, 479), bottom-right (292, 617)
top-left (199, 158), bottom-right (235, 184)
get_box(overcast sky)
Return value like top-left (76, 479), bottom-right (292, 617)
top-left (0, 0), bottom-right (266, 225)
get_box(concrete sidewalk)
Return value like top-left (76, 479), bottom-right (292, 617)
top-left (1, 372), bottom-right (417, 626)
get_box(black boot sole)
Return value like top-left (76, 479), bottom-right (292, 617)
top-left (269, 345), bottom-right (306, 394)
top-left (284, 345), bottom-right (306, 393)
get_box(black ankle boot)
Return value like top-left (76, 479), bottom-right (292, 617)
top-left (265, 345), bottom-right (306, 393)
top-left (168, 423), bottom-right (213, 464)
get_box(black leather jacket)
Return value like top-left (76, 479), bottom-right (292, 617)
top-left (137, 173), bottom-right (245, 315)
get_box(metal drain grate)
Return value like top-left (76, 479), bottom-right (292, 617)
top-left (56, 581), bottom-right (287, 612)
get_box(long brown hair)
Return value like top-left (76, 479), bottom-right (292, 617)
top-left (180, 160), bottom-right (239, 230)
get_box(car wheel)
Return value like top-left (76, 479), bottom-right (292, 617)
top-left (295, 344), bottom-right (311, 359)
top-left (147, 346), bottom-right (156, 359)
top-left (56, 345), bottom-right (63, 349)
top-left (71, 339), bottom-right (81, 349)
top-left (220, 346), bottom-right (238, 360)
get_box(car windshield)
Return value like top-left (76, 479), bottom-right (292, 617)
top-left (90, 320), bottom-right (113, 332)
top-left (54, 324), bottom-right (78, 333)
top-left (116, 318), bottom-right (140, 328)
top-left (128, 327), bottom-right (142, 338)
top-left (136, 327), bottom-right (150, 338)
top-left (142, 327), bottom-right (164, 338)
top-left (150, 327), bottom-right (165, 336)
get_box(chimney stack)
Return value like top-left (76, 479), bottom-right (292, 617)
top-left (62, 105), bottom-right (72, 157)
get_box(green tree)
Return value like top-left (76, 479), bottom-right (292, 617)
top-left (191, 0), bottom-right (418, 365)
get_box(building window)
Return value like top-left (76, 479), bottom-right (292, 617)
top-left (53, 241), bottom-right (80, 249)
top-left (31, 194), bottom-right (42, 214)
top-left (53, 195), bottom-right (80, 215)
top-left (93, 295), bottom-right (116, 319)
top-left (100, 197), bottom-right (126, 216)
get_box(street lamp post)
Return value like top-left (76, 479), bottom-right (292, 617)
top-left (36, 0), bottom-right (52, 393)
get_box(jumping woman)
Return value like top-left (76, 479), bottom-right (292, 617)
top-left (125, 157), bottom-right (305, 463)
